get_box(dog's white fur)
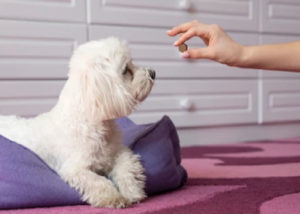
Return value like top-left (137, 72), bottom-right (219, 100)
top-left (0, 37), bottom-right (155, 208)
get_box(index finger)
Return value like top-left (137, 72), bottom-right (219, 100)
top-left (167, 20), bottom-right (205, 36)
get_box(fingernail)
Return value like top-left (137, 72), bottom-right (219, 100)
top-left (182, 51), bottom-right (189, 58)
top-left (174, 41), bottom-right (179, 46)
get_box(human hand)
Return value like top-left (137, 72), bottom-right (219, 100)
top-left (167, 20), bottom-right (244, 66)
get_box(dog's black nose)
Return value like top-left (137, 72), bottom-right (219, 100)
top-left (148, 69), bottom-right (156, 80)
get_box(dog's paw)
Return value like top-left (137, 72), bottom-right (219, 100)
top-left (118, 166), bottom-right (147, 203)
top-left (85, 191), bottom-right (131, 208)
top-left (77, 179), bottom-right (131, 208)
top-left (92, 195), bottom-right (130, 208)
top-left (120, 184), bottom-right (146, 204)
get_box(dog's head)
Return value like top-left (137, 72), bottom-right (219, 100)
top-left (69, 37), bottom-right (155, 120)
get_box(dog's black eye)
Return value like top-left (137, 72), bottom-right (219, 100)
top-left (123, 65), bottom-right (132, 75)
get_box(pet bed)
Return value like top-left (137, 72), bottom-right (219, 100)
top-left (0, 116), bottom-right (187, 209)
top-left (1, 120), bottom-right (300, 214)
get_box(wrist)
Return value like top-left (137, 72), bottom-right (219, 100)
top-left (223, 44), bottom-right (246, 67)
top-left (233, 45), bottom-right (252, 68)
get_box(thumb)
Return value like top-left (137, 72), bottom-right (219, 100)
top-left (182, 48), bottom-right (214, 60)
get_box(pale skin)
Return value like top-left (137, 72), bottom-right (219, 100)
top-left (167, 20), bottom-right (300, 72)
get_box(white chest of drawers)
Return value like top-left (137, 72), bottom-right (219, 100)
top-left (0, 0), bottom-right (300, 145)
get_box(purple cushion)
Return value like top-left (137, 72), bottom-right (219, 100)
top-left (0, 135), bottom-right (83, 209)
top-left (117, 116), bottom-right (187, 195)
top-left (0, 116), bottom-right (187, 209)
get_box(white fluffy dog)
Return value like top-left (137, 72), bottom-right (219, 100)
top-left (0, 37), bottom-right (155, 208)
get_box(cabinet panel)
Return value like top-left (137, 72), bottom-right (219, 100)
top-left (0, 81), bottom-right (64, 117)
top-left (131, 80), bottom-right (258, 127)
top-left (0, 80), bottom-right (258, 128)
top-left (88, 0), bottom-right (259, 32)
top-left (261, 0), bottom-right (300, 34)
top-left (0, 0), bottom-right (86, 23)
top-left (89, 25), bottom-right (259, 78)
top-left (0, 20), bottom-right (87, 79)
top-left (260, 79), bottom-right (300, 123)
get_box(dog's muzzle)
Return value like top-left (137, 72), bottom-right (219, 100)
top-left (148, 69), bottom-right (156, 80)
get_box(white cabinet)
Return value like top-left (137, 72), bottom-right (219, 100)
top-left (258, 11), bottom-right (300, 124)
top-left (0, 0), bottom-right (299, 142)
top-left (0, 0), bottom-right (86, 23)
top-left (89, 24), bottom-right (259, 127)
top-left (260, 79), bottom-right (300, 123)
top-left (260, 0), bottom-right (300, 34)
top-left (132, 80), bottom-right (258, 127)
top-left (0, 20), bottom-right (87, 79)
top-left (88, 0), bottom-right (259, 32)
top-left (89, 25), bottom-right (259, 79)
top-left (0, 81), bottom-right (64, 116)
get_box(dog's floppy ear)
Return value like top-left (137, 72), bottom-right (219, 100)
top-left (80, 59), bottom-right (136, 121)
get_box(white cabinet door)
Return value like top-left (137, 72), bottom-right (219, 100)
top-left (88, 0), bottom-right (259, 32)
top-left (89, 25), bottom-right (259, 127)
top-left (0, 80), bottom-right (258, 126)
top-left (0, 0), bottom-right (86, 23)
top-left (89, 25), bottom-right (259, 78)
top-left (0, 81), bottom-right (64, 117)
top-left (260, 79), bottom-right (300, 123)
top-left (0, 20), bottom-right (87, 79)
top-left (131, 80), bottom-right (258, 127)
top-left (260, 0), bottom-right (300, 34)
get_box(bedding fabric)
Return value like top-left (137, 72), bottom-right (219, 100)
top-left (0, 115), bottom-right (187, 209)
top-left (2, 138), bottom-right (300, 214)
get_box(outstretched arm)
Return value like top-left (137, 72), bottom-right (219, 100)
top-left (238, 42), bottom-right (300, 72)
top-left (167, 20), bottom-right (300, 72)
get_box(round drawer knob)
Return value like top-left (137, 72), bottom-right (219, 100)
top-left (179, 98), bottom-right (194, 111)
top-left (178, 0), bottom-right (192, 10)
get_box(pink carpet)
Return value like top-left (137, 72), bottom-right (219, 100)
top-left (2, 138), bottom-right (300, 214)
